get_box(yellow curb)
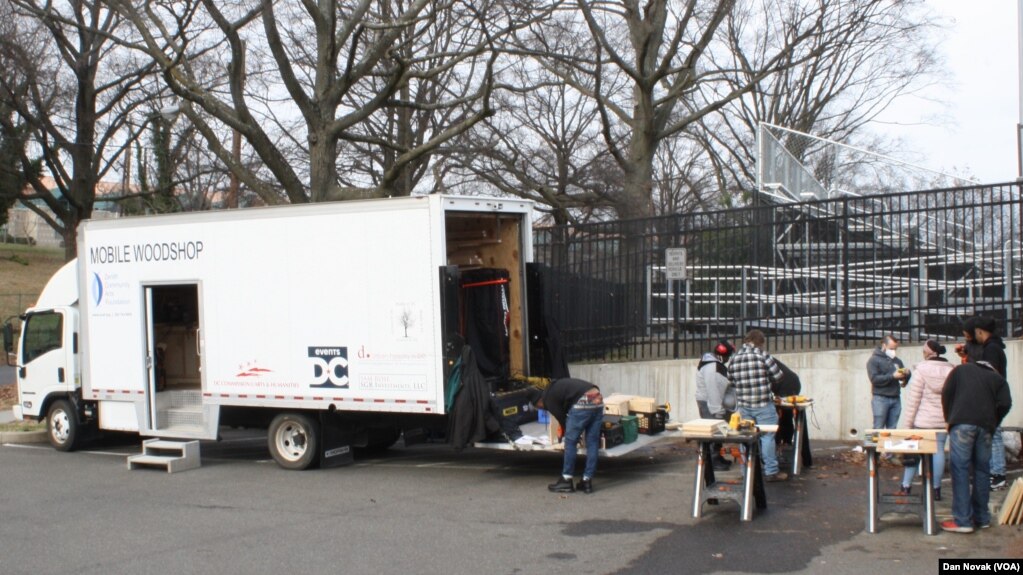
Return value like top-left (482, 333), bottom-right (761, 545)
top-left (0, 430), bottom-right (48, 444)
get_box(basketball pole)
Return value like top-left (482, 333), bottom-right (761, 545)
top-left (1018, 0), bottom-right (1023, 178)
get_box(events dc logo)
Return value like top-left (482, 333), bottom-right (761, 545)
top-left (308, 347), bottom-right (349, 388)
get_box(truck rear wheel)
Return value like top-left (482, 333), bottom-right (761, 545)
top-left (268, 413), bottom-right (320, 470)
top-left (47, 399), bottom-right (80, 452)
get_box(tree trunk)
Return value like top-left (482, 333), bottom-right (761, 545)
top-left (308, 126), bottom-right (338, 203)
top-left (618, 110), bottom-right (658, 221)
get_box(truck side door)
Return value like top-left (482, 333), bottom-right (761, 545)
top-left (18, 309), bottom-right (73, 416)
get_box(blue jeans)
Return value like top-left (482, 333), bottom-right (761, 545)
top-left (991, 427), bottom-right (1005, 476)
top-left (949, 424), bottom-right (992, 527)
top-left (562, 406), bottom-right (603, 480)
top-left (739, 403), bottom-right (780, 476)
top-left (871, 395), bottom-right (900, 430)
top-left (901, 432), bottom-right (947, 490)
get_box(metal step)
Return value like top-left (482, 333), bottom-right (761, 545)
top-left (127, 438), bottom-right (201, 473)
top-left (161, 407), bottom-right (203, 427)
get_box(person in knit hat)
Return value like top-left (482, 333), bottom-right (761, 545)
top-left (695, 339), bottom-right (736, 470)
top-left (895, 340), bottom-right (953, 499)
top-left (970, 316), bottom-right (1009, 490)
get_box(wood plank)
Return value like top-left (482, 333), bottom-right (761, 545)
top-left (998, 478), bottom-right (1023, 525)
top-left (1010, 479), bottom-right (1023, 525)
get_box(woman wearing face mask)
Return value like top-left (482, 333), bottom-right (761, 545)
top-left (867, 335), bottom-right (908, 433)
top-left (894, 340), bottom-right (953, 498)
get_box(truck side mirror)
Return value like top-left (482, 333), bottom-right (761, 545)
top-left (2, 321), bottom-right (12, 354)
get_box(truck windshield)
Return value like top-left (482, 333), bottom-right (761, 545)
top-left (22, 312), bottom-right (62, 364)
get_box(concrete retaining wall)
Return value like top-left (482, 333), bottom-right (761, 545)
top-left (569, 340), bottom-right (1023, 441)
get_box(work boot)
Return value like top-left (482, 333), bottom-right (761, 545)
top-left (576, 478), bottom-right (593, 494)
top-left (764, 472), bottom-right (788, 482)
top-left (548, 477), bottom-right (575, 493)
top-left (712, 455), bottom-right (732, 471)
top-left (893, 485), bottom-right (911, 496)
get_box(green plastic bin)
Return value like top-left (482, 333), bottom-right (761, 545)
top-left (621, 415), bottom-right (639, 444)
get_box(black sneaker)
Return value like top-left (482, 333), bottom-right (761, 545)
top-left (712, 458), bottom-right (731, 471)
top-left (576, 479), bottom-right (593, 494)
top-left (548, 477), bottom-right (575, 493)
top-left (991, 475), bottom-right (1006, 490)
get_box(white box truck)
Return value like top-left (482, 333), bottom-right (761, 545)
top-left (7, 195), bottom-right (558, 469)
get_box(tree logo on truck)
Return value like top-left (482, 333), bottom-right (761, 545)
top-left (308, 347), bottom-right (349, 388)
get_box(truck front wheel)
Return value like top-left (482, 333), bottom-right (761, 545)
top-left (268, 413), bottom-right (320, 470)
top-left (47, 399), bottom-right (80, 452)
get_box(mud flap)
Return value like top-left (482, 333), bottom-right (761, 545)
top-left (320, 413), bottom-right (355, 468)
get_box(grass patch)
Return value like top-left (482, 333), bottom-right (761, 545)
top-left (0, 243), bottom-right (67, 327)
top-left (0, 420), bottom-right (44, 432)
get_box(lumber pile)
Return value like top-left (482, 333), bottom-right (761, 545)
top-left (998, 477), bottom-right (1023, 526)
top-left (681, 418), bottom-right (728, 436)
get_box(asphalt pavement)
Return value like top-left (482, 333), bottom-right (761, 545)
top-left (1, 430), bottom-right (1020, 574)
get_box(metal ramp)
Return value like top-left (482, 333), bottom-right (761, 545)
top-left (127, 438), bottom-right (201, 473)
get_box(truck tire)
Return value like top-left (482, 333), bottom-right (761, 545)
top-left (47, 399), bottom-right (80, 452)
top-left (268, 413), bottom-right (320, 470)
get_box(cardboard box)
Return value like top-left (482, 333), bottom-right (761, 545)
top-left (870, 429), bottom-right (939, 454)
top-left (547, 417), bottom-right (562, 445)
top-left (629, 396), bottom-right (657, 413)
top-left (603, 394), bottom-right (633, 416)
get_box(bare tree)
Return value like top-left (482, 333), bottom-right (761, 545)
top-left (0, 0), bottom-right (157, 259)
top-left (515, 1), bottom-right (843, 220)
top-left (449, 57), bottom-right (613, 225)
top-left (104, 0), bottom-right (541, 204)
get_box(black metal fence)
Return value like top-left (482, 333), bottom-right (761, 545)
top-left (532, 182), bottom-right (1023, 362)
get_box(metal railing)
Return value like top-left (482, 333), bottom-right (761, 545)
top-left (532, 182), bottom-right (1023, 362)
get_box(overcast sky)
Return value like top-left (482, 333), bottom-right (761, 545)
top-left (870, 1), bottom-right (1019, 185)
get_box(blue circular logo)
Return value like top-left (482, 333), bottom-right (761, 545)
top-left (90, 272), bottom-right (103, 306)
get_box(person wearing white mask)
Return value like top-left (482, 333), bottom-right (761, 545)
top-left (867, 335), bottom-right (908, 439)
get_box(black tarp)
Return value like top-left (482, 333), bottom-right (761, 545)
top-left (461, 268), bottom-right (511, 380)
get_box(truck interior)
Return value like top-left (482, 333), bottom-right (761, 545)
top-left (443, 211), bottom-right (526, 384)
top-left (148, 284), bottom-right (203, 433)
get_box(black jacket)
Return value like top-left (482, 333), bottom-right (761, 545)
top-left (447, 346), bottom-right (499, 450)
top-left (942, 362), bottom-right (1013, 434)
top-left (979, 335), bottom-right (1007, 376)
top-left (542, 378), bottom-right (599, 428)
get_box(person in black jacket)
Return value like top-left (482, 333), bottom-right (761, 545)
top-left (538, 378), bottom-right (603, 494)
top-left (972, 315), bottom-right (1010, 489)
top-left (940, 361), bottom-right (1013, 533)
top-left (954, 317), bottom-right (983, 365)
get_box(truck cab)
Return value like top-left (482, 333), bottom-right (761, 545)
top-left (8, 260), bottom-right (85, 450)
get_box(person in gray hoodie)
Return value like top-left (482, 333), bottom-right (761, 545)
top-left (866, 335), bottom-right (908, 431)
top-left (695, 340), bottom-right (736, 470)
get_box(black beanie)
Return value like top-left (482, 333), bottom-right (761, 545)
top-left (974, 316), bottom-right (998, 335)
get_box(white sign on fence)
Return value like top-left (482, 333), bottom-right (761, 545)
top-left (665, 247), bottom-right (687, 280)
